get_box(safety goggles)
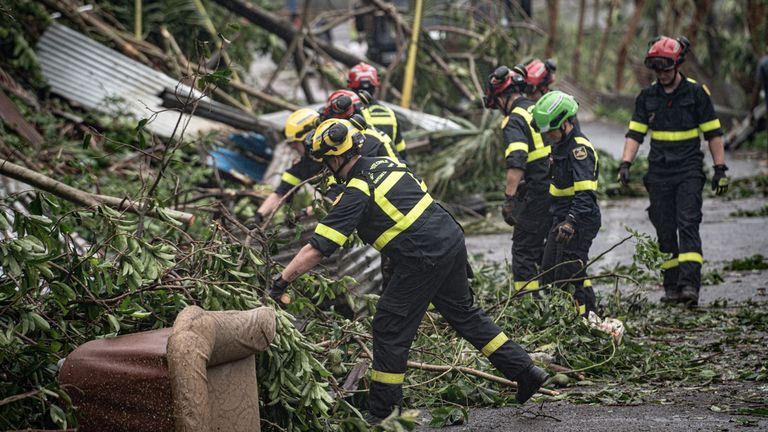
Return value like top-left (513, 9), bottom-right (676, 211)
top-left (644, 56), bottom-right (675, 71)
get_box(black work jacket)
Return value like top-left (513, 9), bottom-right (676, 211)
top-left (549, 128), bottom-right (601, 225)
top-left (275, 126), bottom-right (402, 197)
top-left (309, 157), bottom-right (462, 263)
top-left (362, 102), bottom-right (407, 157)
top-left (625, 75), bottom-right (723, 176)
top-left (501, 97), bottom-right (552, 190)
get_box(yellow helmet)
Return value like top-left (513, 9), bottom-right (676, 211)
top-left (284, 108), bottom-right (320, 143)
top-left (310, 119), bottom-right (364, 161)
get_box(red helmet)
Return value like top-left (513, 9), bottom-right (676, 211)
top-left (348, 62), bottom-right (380, 91)
top-left (483, 65), bottom-right (527, 109)
top-left (323, 89), bottom-right (363, 119)
top-left (645, 36), bottom-right (690, 70)
top-left (524, 58), bottom-right (556, 93)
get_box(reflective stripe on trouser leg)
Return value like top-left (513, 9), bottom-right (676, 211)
top-left (430, 243), bottom-right (532, 383)
top-left (675, 176), bottom-right (704, 289)
top-left (645, 179), bottom-right (680, 292)
top-left (511, 198), bottom-right (550, 293)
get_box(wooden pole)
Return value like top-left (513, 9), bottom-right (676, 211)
top-left (400, 0), bottom-right (423, 108)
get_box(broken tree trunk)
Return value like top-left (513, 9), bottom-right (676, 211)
top-left (614, 0), bottom-right (646, 92)
top-left (210, 0), bottom-right (372, 68)
top-left (572, 0), bottom-right (586, 82)
top-left (544, 0), bottom-right (559, 59)
top-left (0, 158), bottom-right (195, 225)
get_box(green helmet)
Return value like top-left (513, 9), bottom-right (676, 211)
top-left (531, 90), bottom-right (578, 133)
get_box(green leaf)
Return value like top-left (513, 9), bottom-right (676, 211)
top-left (82, 133), bottom-right (91, 149)
top-left (106, 314), bottom-right (121, 332)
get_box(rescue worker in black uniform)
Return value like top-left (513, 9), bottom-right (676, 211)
top-left (619, 36), bottom-right (728, 307)
top-left (532, 91), bottom-right (601, 316)
top-left (268, 118), bottom-right (548, 424)
top-left (255, 108), bottom-right (325, 222)
top-left (347, 62), bottom-right (408, 158)
top-left (483, 65), bottom-right (552, 294)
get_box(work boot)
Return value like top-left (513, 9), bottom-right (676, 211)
top-left (515, 364), bottom-right (549, 404)
top-left (364, 413), bottom-right (385, 426)
top-left (679, 285), bottom-right (699, 307)
top-left (660, 287), bottom-right (681, 304)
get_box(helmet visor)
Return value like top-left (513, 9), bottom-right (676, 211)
top-left (644, 56), bottom-right (675, 71)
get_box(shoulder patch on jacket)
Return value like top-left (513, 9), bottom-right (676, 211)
top-left (572, 146), bottom-right (588, 160)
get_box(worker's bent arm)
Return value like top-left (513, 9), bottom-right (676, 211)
top-left (257, 192), bottom-right (283, 218)
top-left (280, 244), bottom-right (325, 282)
top-left (708, 135), bottom-right (726, 166)
top-left (621, 137), bottom-right (641, 164)
top-left (505, 168), bottom-right (525, 196)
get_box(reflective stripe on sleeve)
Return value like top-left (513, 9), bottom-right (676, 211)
top-left (481, 332), bottom-right (509, 357)
top-left (315, 223), bottom-right (348, 246)
top-left (628, 121), bottom-right (649, 134)
top-left (281, 172), bottom-right (302, 186)
top-left (347, 178), bottom-right (370, 195)
top-left (505, 142), bottom-right (529, 157)
top-left (699, 119), bottom-right (721, 132)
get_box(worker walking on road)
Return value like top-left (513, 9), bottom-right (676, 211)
top-left (347, 62), bottom-right (408, 158)
top-left (268, 118), bottom-right (548, 424)
top-left (484, 64), bottom-right (551, 294)
top-left (533, 91), bottom-right (601, 316)
top-left (619, 36), bottom-right (728, 307)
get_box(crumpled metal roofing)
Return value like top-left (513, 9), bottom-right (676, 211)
top-left (37, 23), bottom-right (229, 139)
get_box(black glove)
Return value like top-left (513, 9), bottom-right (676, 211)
top-left (501, 194), bottom-right (518, 226)
top-left (712, 164), bottom-right (729, 196)
top-left (554, 216), bottom-right (576, 244)
top-left (267, 273), bottom-right (291, 306)
top-left (247, 212), bottom-right (265, 228)
top-left (618, 161), bottom-right (631, 186)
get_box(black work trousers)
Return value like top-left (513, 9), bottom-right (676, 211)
top-left (541, 212), bottom-right (600, 314)
top-left (644, 173), bottom-right (704, 293)
top-left (369, 240), bottom-right (532, 418)
top-left (511, 192), bottom-right (552, 292)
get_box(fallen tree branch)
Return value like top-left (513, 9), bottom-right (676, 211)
top-left (211, 0), bottom-right (374, 68)
top-left (358, 350), bottom-right (558, 396)
top-left (0, 158), bottom-right (195, 225)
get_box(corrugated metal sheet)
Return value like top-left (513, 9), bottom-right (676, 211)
top-left (37, 24), bottom-right (229, 139)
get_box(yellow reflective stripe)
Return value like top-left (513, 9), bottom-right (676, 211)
top-left (578, 304), bottom-right (586, 315)
top-left (660, 258), bottom-right (679, 270)
top-left (374, 172), bottom-right (406, 221)
top-left (315, 223), bottom-right (347, 246)
top-left (582, 279), bottom-right (592, 287)
top-left (500, 116), bottom-right (510, 129)
top-left (550, 184), bottom-right (574, 197)
top-left (574, 180), bottom-right (598, 191)
top-left (514, 280), bottom-right (539, 291)
top-left (373, 194), bottom-right (433, 250)
top-left (396, 140), bottom-right (406, 153)
top-left (651, 129), bottom-right (700, 141)
top-left (370, 370), bottom-right (405, 384)
top-left (629, 120), bottom-right (649, 134)
top-left (678, 252), bottom-right (703, 264)
top-left (281, 172), bottom-right (302, 186)
top-left (699, 119), bottom-right (721, 132)
top-left (686, 77), bottom-right (698, 84)
top-left (481, 332), bottom-right (509, 357)
top-left (527, 145), bottom-right (551, 162)
top-left (505, 142), bottom-right (529, 157)
top-left (347, 178), bottom-right (370, 195)
top-left (512, 106), bottom-right (545, 150)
